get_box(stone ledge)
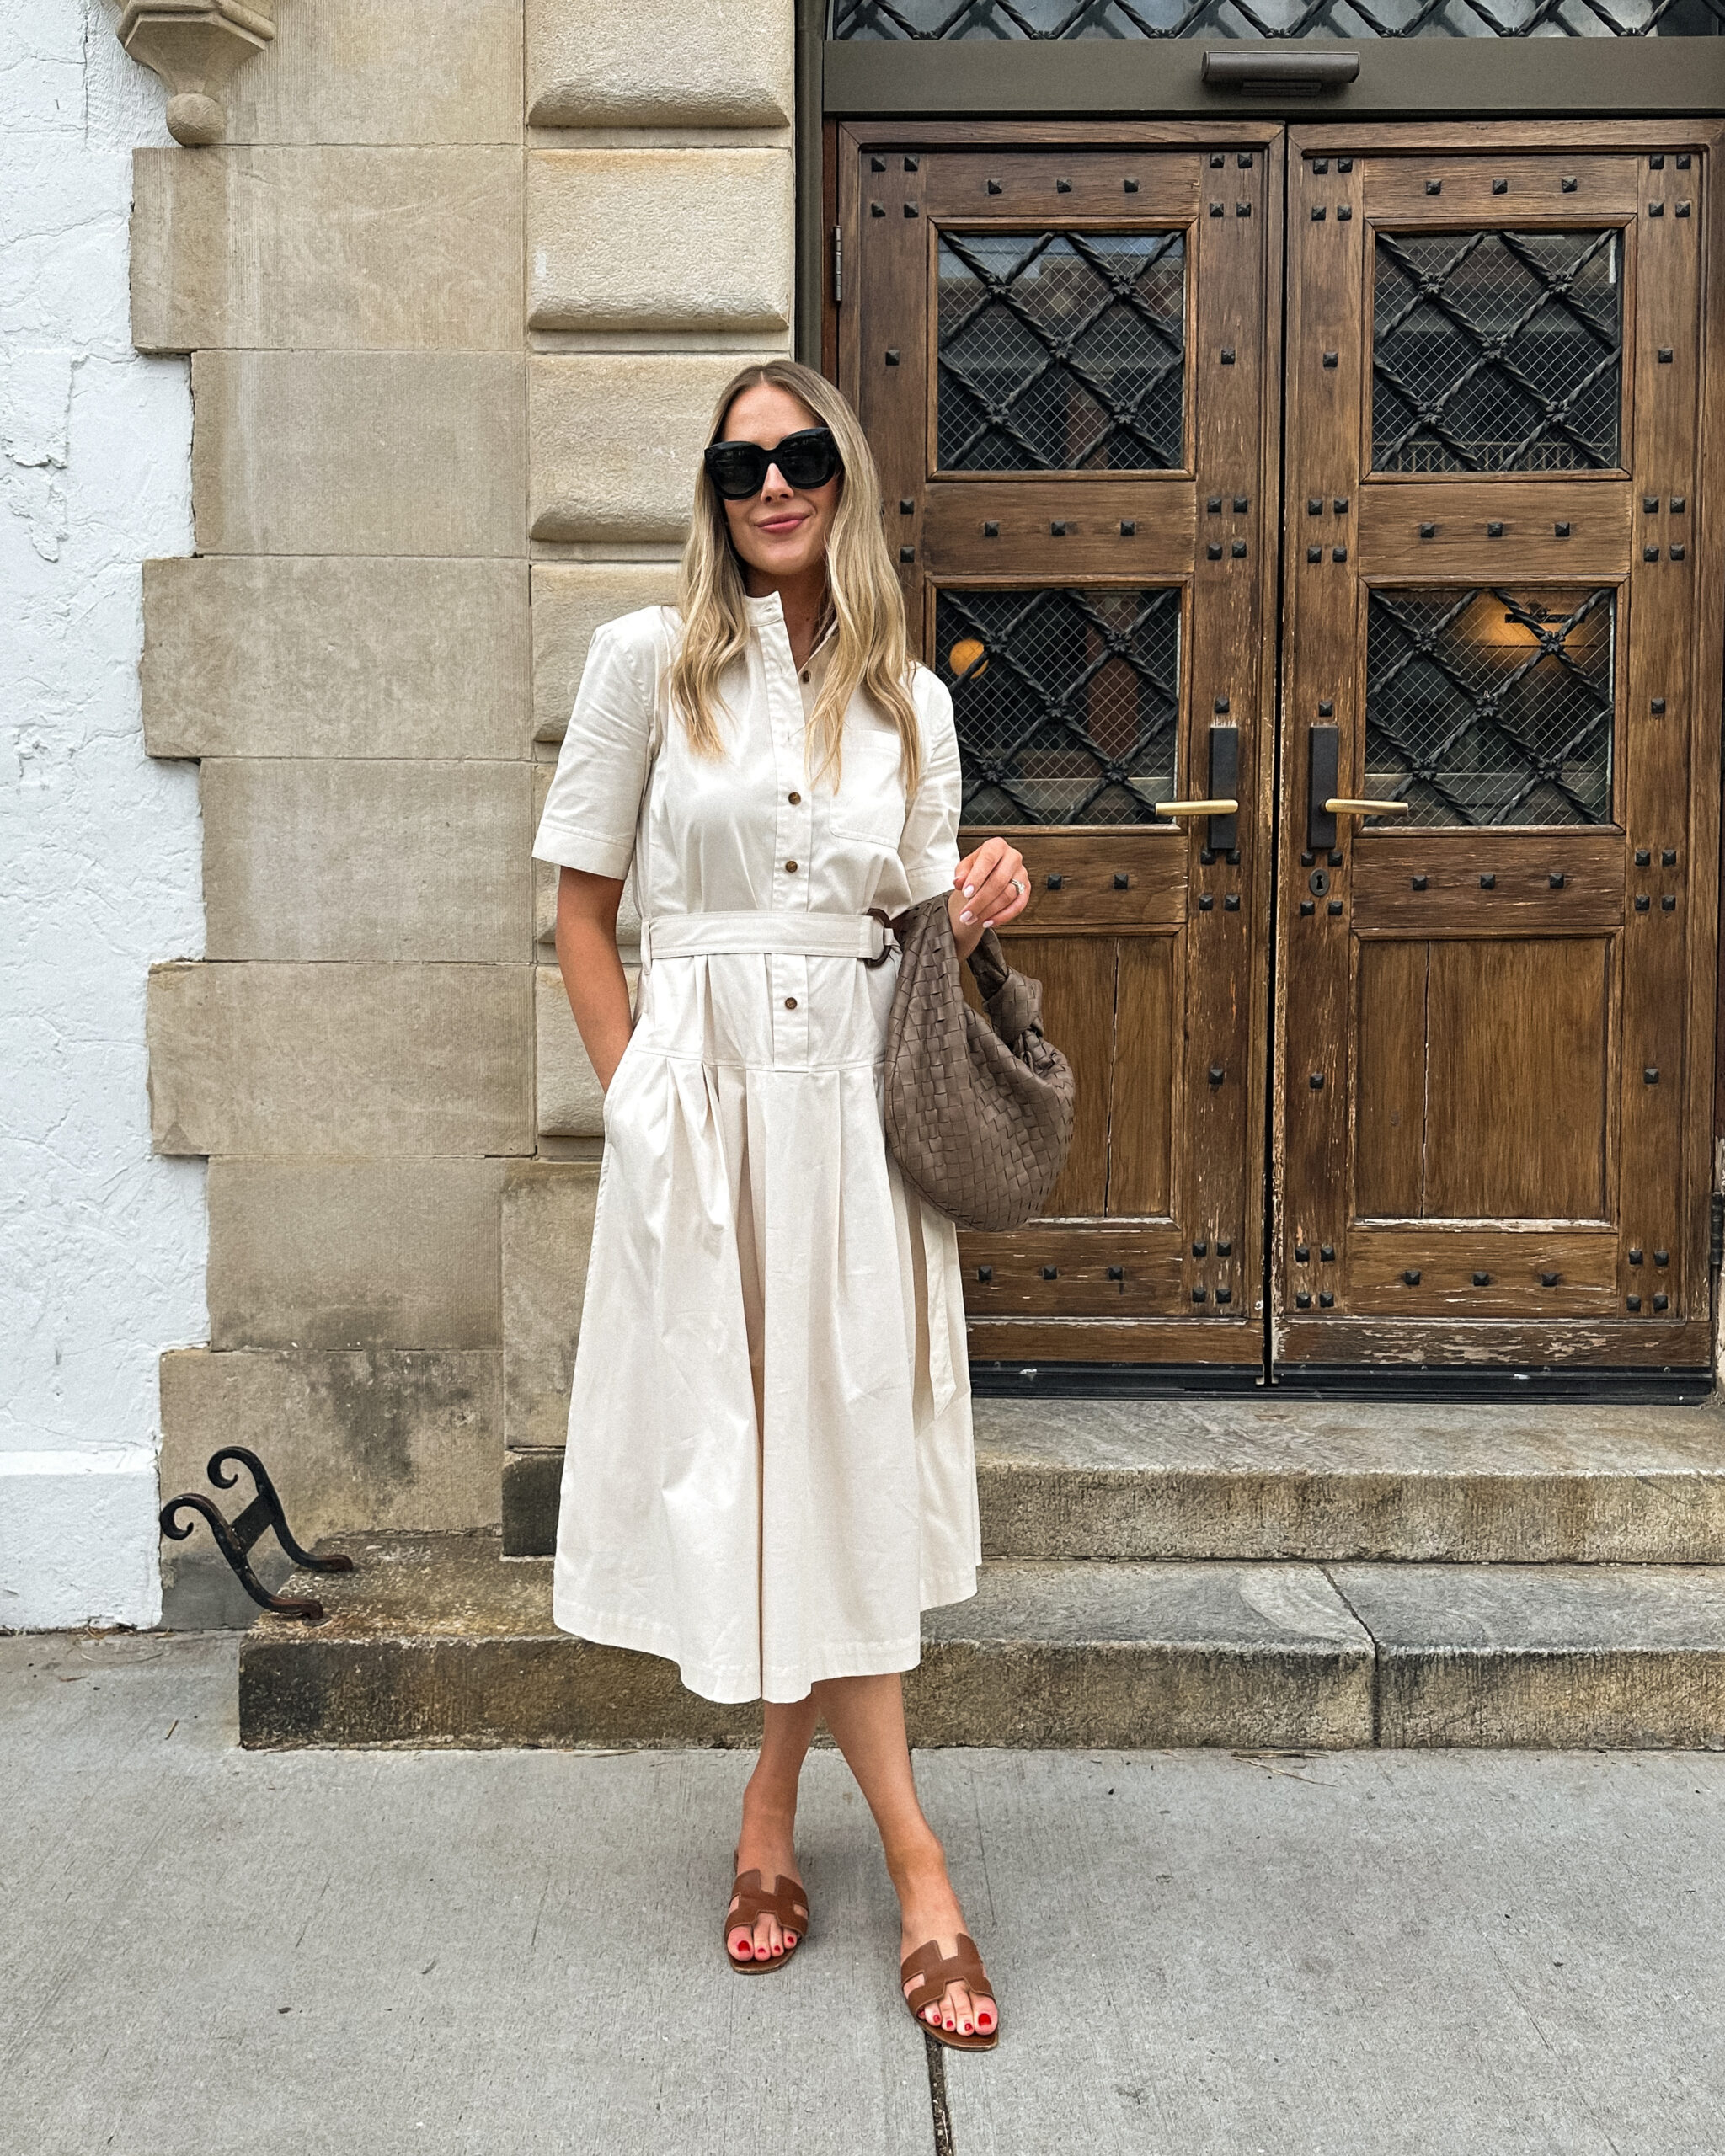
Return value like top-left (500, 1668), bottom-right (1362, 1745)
top-left (236, 1533), bottom-right (1725, 1750)
top-left (200, 759), bottom-right (532, 963)
top-left (142, 558), bottom-right (530, 761)
top-left (132, 147), bottom-right (521, 353)
top-left (118, 0), bottom-right (274, 148)
top-left (527, 150), bottom-right (791, 334)
top-left (207, 1157), bottom-right (505, 1352)
top-left (148, 961), bottom-right (533, 1156)
top-left (1335, 1563), bottom-right (1725, 1748)
top-left (192, 351), bottom-right (526, 558)
top-left (974, 1396), bottom-right (1725, 1565)
top-left (502, 1400), bottom-right (1725, 1567)
top-left (529, 353), bottom-right (776, 547)
top-left (916, 1560), bottom-right (1374, 1748)
top-left (526, 0), bottom-right (792, 131)
top-left (238, 1534), bottom-right (1374, 1749)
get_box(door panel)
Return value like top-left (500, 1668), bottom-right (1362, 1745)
top-left (1276, 126), bottom-right (1721, 1371)
top-left (1341, 1227), bottom-right (1619, 1318)
top-left (1422, 938), bottom-right (1611, 1222)
top-left (1350, 830), bottom-right (1626, 931)
top-left (1355, 937), bottom-right (1615, 1227)
top-left (1353, 938), bottom-right (1429, 1219)
top-left (831, 117), bottom-right (1721, 1380)
top-left (837, 123), bottom-right (1279, 1366)
top-left (1354, 484), bottom-right (1632, 577)
top-left (993, 930), bottom-right (1183, 1221)
top-left (1021, 931), bottom-right (1120, 1214)
top-left (1370, 224), bottom-right (1628, 476)
top-left (1362, 582), bottom-right (1618, 827)
top-left (1354, 935), bottom-right (1614, 1225)
top-left (1112, 936), bottom-right (1179, 1217)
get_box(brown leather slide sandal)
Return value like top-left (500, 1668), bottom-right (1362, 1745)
top-left (724, 1868), bottom-right (809, 1974)
top-left (900, 1933), bottom-right (1000, 2050)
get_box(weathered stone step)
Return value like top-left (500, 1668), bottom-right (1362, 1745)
top-left (978, 1398), bottom-right (1725, 1563)
top-left (1334, 1561), bottom-right (1725, 1748)
top-left (239, 1532), bottom-right (1725, 1752)
top-left (503, 1396), bottom-right (1725, 1565)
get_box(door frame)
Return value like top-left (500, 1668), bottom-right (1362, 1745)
top-left (813, 56), bottom-right (1725, 1392)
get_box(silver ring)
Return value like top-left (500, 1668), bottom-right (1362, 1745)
top-left (1008, 878), bottom-right (1024, 899)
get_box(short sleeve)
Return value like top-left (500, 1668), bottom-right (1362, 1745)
top-left (897, 672), bottom-right (964, 905)
top-left (531, 616), bottom-right (657, 879)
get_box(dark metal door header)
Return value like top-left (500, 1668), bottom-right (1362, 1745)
top-left (823, 40), bottom-right (1725, 118)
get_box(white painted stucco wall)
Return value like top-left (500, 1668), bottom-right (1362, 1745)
top-left (0, 1), bottom-right (206, 1630)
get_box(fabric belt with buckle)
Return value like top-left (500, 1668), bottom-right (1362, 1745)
top-left (639, 911), bottom-right (895, 967)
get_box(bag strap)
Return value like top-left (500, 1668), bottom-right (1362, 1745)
top-left (964, 925), bottom-right (1010, 1001)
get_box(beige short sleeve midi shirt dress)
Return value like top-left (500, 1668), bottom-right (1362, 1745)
top-left (531, 594), bottom-right (980, 1705)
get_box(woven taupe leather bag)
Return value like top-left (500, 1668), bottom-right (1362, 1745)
top-left (879, 894), bottom-right (1076, 1232)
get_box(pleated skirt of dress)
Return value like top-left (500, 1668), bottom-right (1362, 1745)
top-left (550, 955), bottom-right (980, 1705)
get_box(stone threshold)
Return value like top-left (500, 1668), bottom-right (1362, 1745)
top-left (503, 1394), bottom-right (1725, 1565)
top-left (239, 1530), bottom-right (1725, 1753)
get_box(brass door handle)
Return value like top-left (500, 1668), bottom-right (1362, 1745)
top-left (1325, 798), bottom-right (1410, 817)
top-left (1156, 798), bottom-right (1240, 817)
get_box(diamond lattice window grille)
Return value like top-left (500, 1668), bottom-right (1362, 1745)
top-left (938, 231), bottom-right (1186, 472)
top-left (834, 0), bottom-right (1721, 40)
top-left (937, 585), bottom-right (1182, 824)
top-left (1372, 229), bottom-right (1622, 473)
top-left (1364, 585), bottom-right (1616, 825)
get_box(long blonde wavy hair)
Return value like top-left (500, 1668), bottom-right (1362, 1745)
top-left (667, 360), bottom-right (921, 798)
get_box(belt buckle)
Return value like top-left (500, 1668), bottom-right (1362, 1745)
top-left (861, 908), bottom-right (898, 968)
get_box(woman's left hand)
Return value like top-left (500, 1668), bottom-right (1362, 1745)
top-left (948, 836), bottom-right (1029, 960)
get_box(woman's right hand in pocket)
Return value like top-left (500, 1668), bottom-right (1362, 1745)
top-left (554, 867), bottom-right (636, 1095)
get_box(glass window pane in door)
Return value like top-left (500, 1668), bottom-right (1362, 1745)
top-left (837, 0), bottom-right (1718, 38)
top-left (937, 585), bottom-right (1181, 825)
top-left (937, 231), bottom-right (1185, 472)
top-left (1372, 229), bottom-right (1622, 472)
top-left (1364, 586), bottom-right (1616, 826)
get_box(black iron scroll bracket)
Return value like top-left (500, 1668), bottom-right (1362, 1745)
top-left (158, 1447), bottom-right (353, 1622)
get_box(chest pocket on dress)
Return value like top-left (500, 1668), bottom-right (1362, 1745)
top-left (827, 718), bottom-right (908, 849)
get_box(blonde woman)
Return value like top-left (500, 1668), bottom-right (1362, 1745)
top-left (533, 360), bottom-right (1028, 2048)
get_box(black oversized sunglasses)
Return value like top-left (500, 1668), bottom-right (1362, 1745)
top-left (703, 426), bottom-right (843, 500)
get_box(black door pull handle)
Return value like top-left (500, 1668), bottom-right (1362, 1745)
top-left (1202, 50), bottom-right (1360, 93)
top-left (1209, 726), bottom-right (1239, 856)
top-left (1308, 725), bottom-right (1339, 853)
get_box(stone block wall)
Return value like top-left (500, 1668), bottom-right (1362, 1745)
top-left (136, 0), bottom-right (794, 1613)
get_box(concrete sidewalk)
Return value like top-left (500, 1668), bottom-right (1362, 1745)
top-left (3, 1633), bottom-right (1723, 2156)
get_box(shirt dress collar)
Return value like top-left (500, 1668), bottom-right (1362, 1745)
top-left (743, 590), bottom-right (839, 718)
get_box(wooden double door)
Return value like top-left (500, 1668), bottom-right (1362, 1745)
top-left (830, 119), bottom-right (1725, 1380)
